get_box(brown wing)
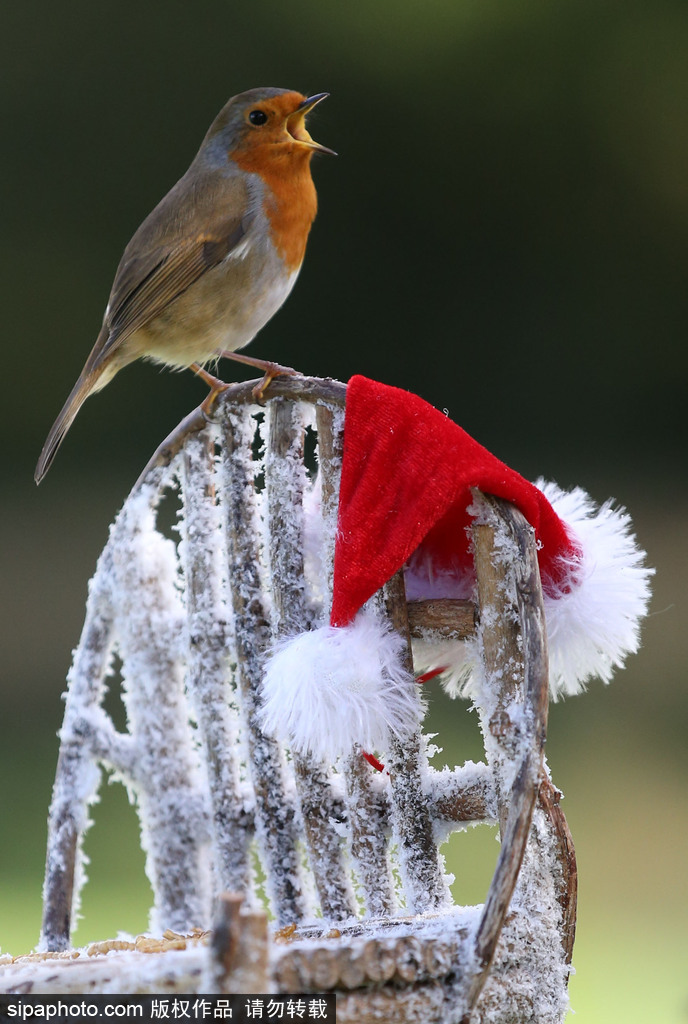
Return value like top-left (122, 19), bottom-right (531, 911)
top-left (90, 220), bottom-right (247, 371)
top-left (85, 167), bottom-right (254, 373)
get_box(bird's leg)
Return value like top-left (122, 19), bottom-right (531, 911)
top-left (216, 350), bottom-right (302, 401)
top-left (190, 362), bottom-right (230, 417)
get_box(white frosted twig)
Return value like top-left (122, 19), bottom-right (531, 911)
top-left (456, 494), bottom-right (561, 1023)
top-left (343, 750), bottom-right (396, 918)
top-left (79, 707), bottom-right (139, 780)
top-left (312, 403), bottom-right (399, 918)
top-left (109, 484), bottom-right (213, 935)
top-left (40, 558), bottom-right (116, 951)
top-left (179, 428), bottom-right (253, 898)
top-left (381, 572), bottom-right (452, 915)
top-left (220, 407), bottom-right (306, 927)
top-left (42, 475), bottom-right (214, 948)
top-left (265, 398), bottom-right (356, 923)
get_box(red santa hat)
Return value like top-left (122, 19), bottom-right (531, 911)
top-left (259, 376), bottom-right (652, 760)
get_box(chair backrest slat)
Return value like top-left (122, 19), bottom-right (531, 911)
top-left (220, 408), bottom-right (307, 926)
top-left (180, 430), bottom-right (252, 897)
top-left (38, 378), bottom-right (575, 1023)
top-left (264, 399), bottom-right (357, 921)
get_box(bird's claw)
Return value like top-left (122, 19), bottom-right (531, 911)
top-left (251, 364), bottom-right (302, 403)
top-left (190, 362), bottom-right (231, 418)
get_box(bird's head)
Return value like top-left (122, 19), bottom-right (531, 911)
top-left (204, 87), bottom-right (336, 164)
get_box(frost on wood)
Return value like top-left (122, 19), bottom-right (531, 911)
top-left (41, 471), bottom-right (214, 951)
top-left (179, 431), bottom-right (251, 898)
top-left (39, 377), bottom-right (576, 1022)
top-left (380, 573), bottom-right (452, 917)
top-left (220, 406), bottom-right (307, 927)
top-left (264, 399), bottom-right (356, 922)
top-left (109, 485), bottom-right (213, 937)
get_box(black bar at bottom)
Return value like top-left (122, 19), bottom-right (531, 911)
top-left (0, 994), bottom-right (336, 1023)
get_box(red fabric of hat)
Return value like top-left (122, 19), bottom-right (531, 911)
top-left (259, 375), bottom-right (652, 762)
top-left (331, 375), bottom-right (577, 627)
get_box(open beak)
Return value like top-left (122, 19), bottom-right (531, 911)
top-left (287, 93), bottom-right (337, 155)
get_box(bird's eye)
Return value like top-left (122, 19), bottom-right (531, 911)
top-left (248, 109), bottom-right (268, 126)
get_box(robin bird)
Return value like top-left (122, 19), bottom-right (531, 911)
top-left (34, 86), bottom-right (334, 484)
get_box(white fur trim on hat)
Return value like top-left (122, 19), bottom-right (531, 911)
top-left (538, 480), bottom-right (653, 697)
top-left (412, 482), bottom-right (653, 700)
top-left (259, 608), bottom-right (425, 760)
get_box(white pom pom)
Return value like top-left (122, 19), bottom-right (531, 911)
top-left (259, 609), bottom-right (425, 760)
top-left (538, 480), bottom-right (653, 698)
top-left (411, 483), bottom-right (653, 701)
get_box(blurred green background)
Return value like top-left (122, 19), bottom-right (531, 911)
top-left (1, 0), bottom-right (686, 1019)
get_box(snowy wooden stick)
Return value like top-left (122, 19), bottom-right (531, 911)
top-left (180, 430), bottom-right (253, 897)
top-left (343, 750), bottom-right (396, 917)
top-left (264, 398), bottom-right (355, 921)
top-left (220, 408), bottom-right (306, 926)
top-left (382, 571), bottom-right (451, 914)
top-left (207, 893), bottom-right (269, 993)
top-left (271, 909), bottom-right (476, 993)
top-left (40, 553), bottom-right (116, 952)
top-left (407, 598), bottom-right (477, 641)
top-left (313, 402), bottom-right (399, 917)
top-left (135, 377), bottom-right (348, 488)
top-left (106, 486), bottom-right (213, 935)
top-left (42, 474), bottom-right (213, 948)
top-left (313, 401), bottom-right (344, 600)
top-left (537, 777), bottom-right (577, 965)
top-left (459, 494), bottom-right (551, 1022)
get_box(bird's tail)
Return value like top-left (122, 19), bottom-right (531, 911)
top-left (34, 370), bottom-right (100, 484)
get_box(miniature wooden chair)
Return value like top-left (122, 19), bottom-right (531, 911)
top-left (36, 376), bottom-right (576, 1022)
